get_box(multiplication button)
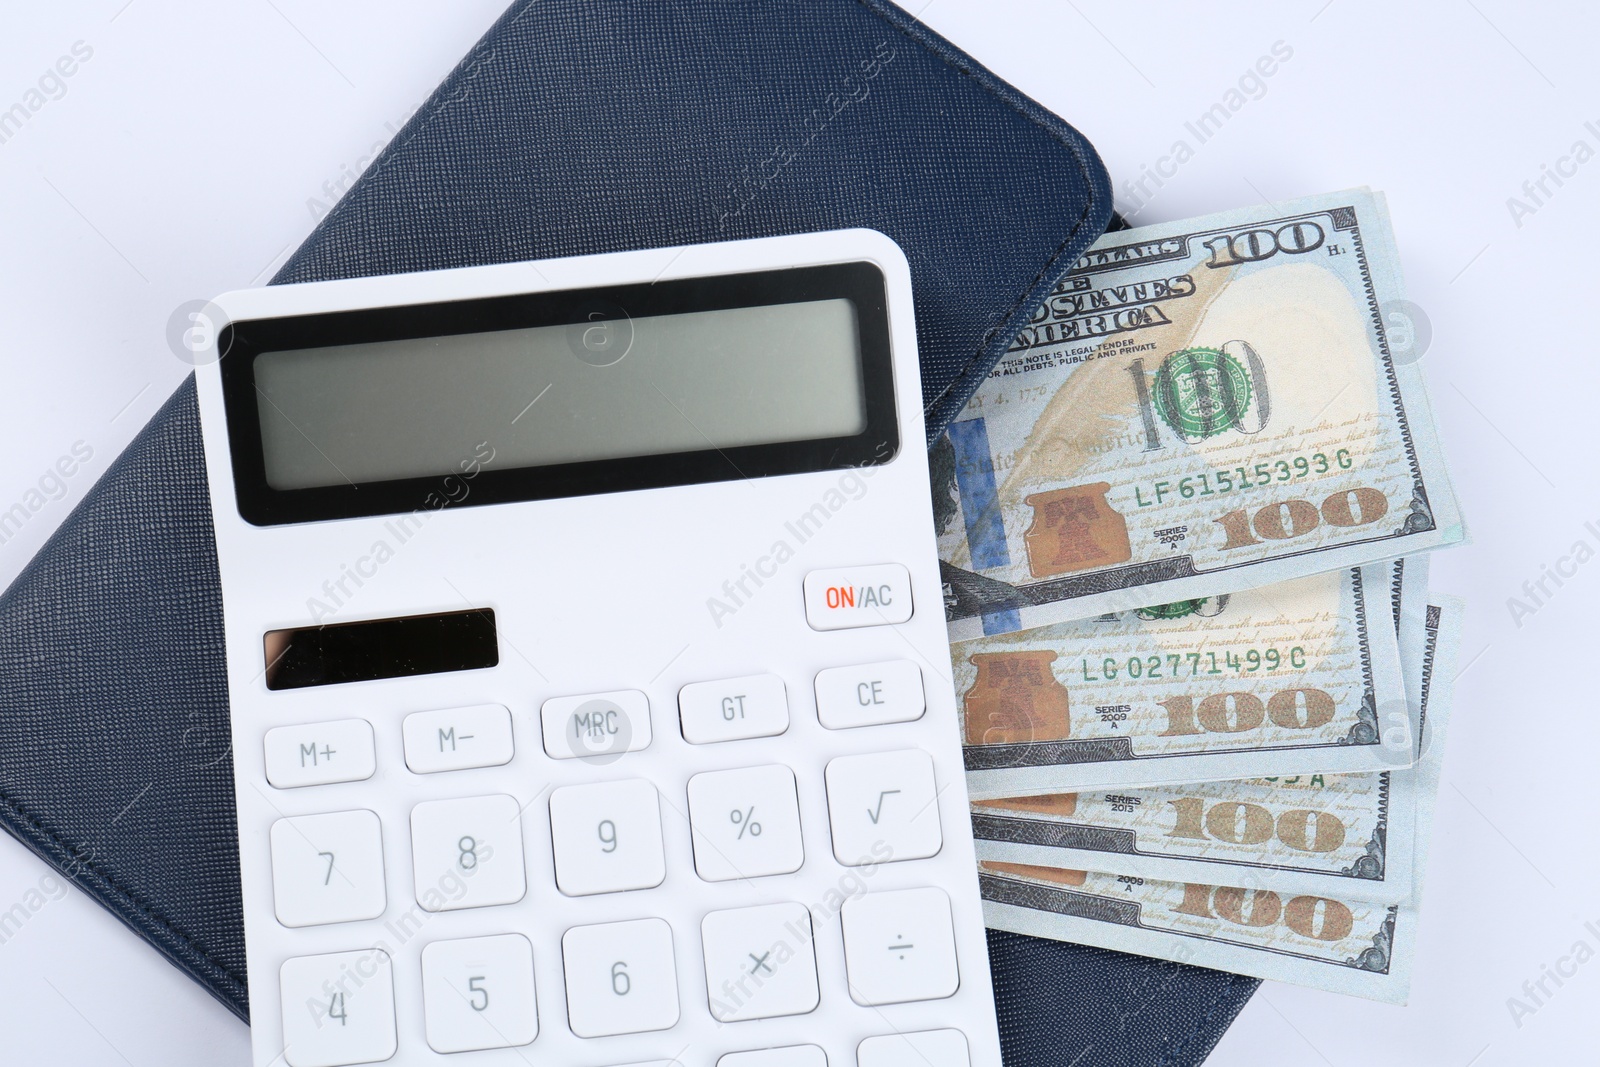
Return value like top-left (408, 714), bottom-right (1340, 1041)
top-left (701, 903), bottom-right (818, 1021)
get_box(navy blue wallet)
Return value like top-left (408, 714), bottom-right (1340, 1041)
top-left (0, 2), bottom-right (1257, 1061)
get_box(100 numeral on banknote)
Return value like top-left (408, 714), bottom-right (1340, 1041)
top-left (936, 189), bottom-right (1463, 638)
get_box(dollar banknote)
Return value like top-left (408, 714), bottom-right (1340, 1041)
top-left (934, 189), bottom-right (1463, 640)
top-left (977, 596), bottom-right (1462, 1003)
top-left (972, 768), bottom-right (1416, 904)
top-left (958, 563), bottom-right (1412, 797)
top-left (968, 559), bottom-right (1440, 903)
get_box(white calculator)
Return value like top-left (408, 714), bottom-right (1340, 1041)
top-left (193, 230), bottom-right (1004, 1067)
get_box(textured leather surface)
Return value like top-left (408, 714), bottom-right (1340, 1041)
top-left (0, 377), bottom-right (247, 1011)
top-left (0, 0), bottom-right (1260, 1059)
top-left (988, 931), bottom-right (1257, 1067)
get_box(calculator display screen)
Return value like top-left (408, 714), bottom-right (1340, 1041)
top-left (254, 299), bottom-right (864, 491)
top-left (220, 262), bottom-right (897, 525)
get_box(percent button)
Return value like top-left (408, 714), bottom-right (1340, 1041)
top-left (686, 766), bottom-right (804, 882)
top-left (731, 806), bottom-right (762, 839)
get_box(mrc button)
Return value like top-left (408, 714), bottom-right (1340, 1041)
top-left (541, 689), bottom-right (653, 760)
top-left (803, 564), bottom-right (913, 631)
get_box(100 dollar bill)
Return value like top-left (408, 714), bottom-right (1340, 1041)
top-left (959, 563), bottom-right (1412, 797)
top-left (969, 561), bottom-right (1440, 902)
top-left (977, 596), bottom-right (1462, 1003)
top-left (937, 189), bottom-right (1462, 639)
top-left (973, 769), bottom-right (1415, 904)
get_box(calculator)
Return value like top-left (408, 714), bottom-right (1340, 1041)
top-left (193, 230), bottom-right (1004, 1067)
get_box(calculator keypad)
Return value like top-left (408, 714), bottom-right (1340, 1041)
top-left (420, 934), bottom-right (538, 1053)
top-left (548, 778), bottom-right (667, 896)
top-left (561, 917), bottom-right (680, 1037)
top-left (270, 810), bottom-right (386, 928)
top-left (264, 610), bottom-right (981, 1063)
top-left (410, 795), bottom-right (526, 911)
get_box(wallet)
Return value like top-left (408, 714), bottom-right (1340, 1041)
top-left (0, 2), bottom-right (1258, 1062)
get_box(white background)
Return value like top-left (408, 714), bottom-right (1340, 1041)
top-left (0, 1), bottom-right (1594, 1064)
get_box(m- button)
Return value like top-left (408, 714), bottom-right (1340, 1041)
top-left (803, 564), bottom-right (913, 631)
top-left (403, 704), bottom-right (514, 774)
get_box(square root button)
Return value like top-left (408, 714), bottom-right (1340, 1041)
top-left (803, 564), bottom-right (913, 631)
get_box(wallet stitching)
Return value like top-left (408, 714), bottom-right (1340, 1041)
top-left (854, 0), bottom-right (1107, 420)
top-left (0, 785), bottom-right (249, 992)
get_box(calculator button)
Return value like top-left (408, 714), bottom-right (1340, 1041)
top-left (687, 766), bottom-right (804, 882)
top-left (803, 564), bottom-right (913, 631)
top-left (857, 1029), bottom-right (970, 1067)
top-left (562, 917), bottom-right (680, 1037)
top-left (270, 810), bottom-right (386, 928)
top-left (541, 689), bottom-right (653, 760)
top-left (403, 704), bottom-right (513, 774)
top-left (718, 1047), bottom-right (828, 1067)
top-left (279, 948), bottom-right (396, 1067)
top-left (421, 933), bottom-right (538, 1053)
top-left (549, 779), bottom-right (666, 896)
top-left (824, 750), bottom-right (942, 865)
top-left (679, 673), bottom-right (790, 744)
top-left (814, 661), bottom-right (926, 730)
top-left (410, 794), bottom-right (526, 911)
top-left (840, 888), bottom-right (959, 1006)
top-left (264, 719), bottom-right (375, 789)
top-left (701, 902), bottom-right (819, 1022)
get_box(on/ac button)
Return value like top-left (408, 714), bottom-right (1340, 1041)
top-left (803, 564), bottom-right (914, 631)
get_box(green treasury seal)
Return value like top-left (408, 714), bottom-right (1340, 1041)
top-left (1152, 346), bottom-right (1253, 440)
